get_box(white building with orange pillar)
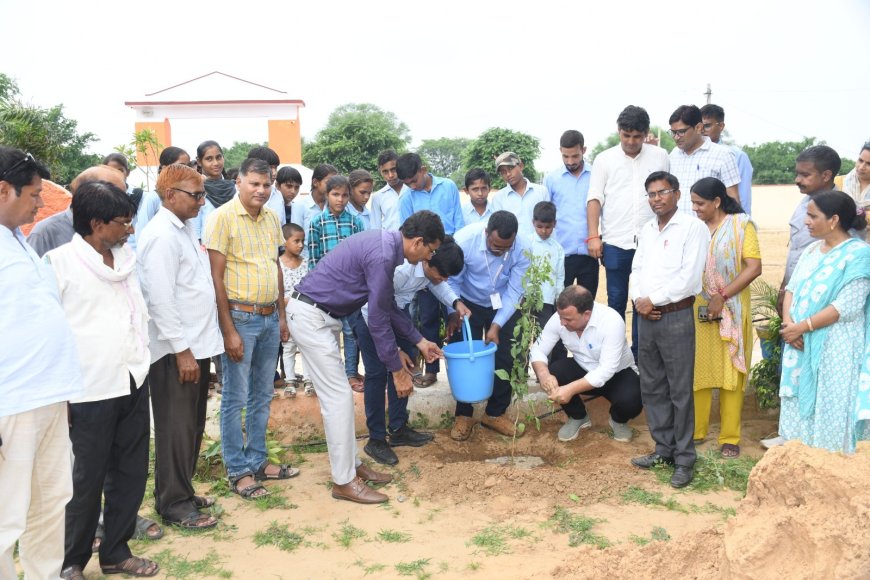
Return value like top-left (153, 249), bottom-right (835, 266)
top-left (125, 71), bottom-right (305, 167)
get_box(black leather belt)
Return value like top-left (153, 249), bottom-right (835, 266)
top-left (290, 291), bottom-right (338, 318)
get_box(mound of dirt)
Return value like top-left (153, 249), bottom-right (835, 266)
top-left (554, 442), bottom-right (870, 579)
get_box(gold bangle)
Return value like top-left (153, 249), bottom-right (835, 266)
top-left (806, 317), bottom-right (814, 332)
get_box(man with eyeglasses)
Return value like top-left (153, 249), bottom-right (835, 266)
top-left (444, 211), bottom-right (531, 441)
top-left (699, 104), bottom-right (754, 215)
top-left (136, 163), bottom-right (223, 531)
top-left (667, 104), bottom-right (740, 215)
top-left (629, 171), bottom-right (709, 489)
top-left (27, 164), bottom-right (128, 256)
top-left (0, 147), bottom-right (84, 580)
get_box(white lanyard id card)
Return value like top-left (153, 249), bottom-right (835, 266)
top-left (484, 250), bottom-right (510, 310)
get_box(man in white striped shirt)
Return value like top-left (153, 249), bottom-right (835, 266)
top-left (667, 104), bottom-right (740, 215)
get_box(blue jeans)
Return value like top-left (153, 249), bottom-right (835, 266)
top-left (602, 244), bottom-right (638, 359)
top-left (219, 310), bottom-right (280, 479)
top-left (352, 315), bottom-right (416, 441)
top-left (341, 311), bottom-right (361, 377)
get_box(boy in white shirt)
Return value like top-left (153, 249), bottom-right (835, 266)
top-left (528, 201), bottom-right (566, 361)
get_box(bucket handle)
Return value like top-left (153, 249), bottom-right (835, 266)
top-left (462, 317), bottom-right (475, 362)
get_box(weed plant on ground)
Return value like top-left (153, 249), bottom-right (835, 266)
top-left (650, 450), bottom-right (759, 493)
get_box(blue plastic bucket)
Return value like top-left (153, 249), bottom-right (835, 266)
top-left (443, 318), bottom-right (497, 404)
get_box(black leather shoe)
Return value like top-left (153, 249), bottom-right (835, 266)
top-left (364, 439), bottom-right (398, 465)
top-left (670, 465), bottom-right (694, 488)
top-left (631, 452), bottom-right (675, 469)
top-left (388, 424), bottom-right (434, 447)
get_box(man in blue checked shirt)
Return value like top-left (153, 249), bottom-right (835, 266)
top-left (445, 211), bottom-right (530, 441)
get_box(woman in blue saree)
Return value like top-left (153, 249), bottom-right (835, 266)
top-left (780, 191), bottom-right (870, 453)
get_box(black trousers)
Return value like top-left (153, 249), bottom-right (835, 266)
top-left (449, 298), bottom-right (520, 418)
top-left (150, 354), bottom-right (210, 522)
top-left (565, 254), bottom-right (600, 298)
top-left (549, 359), bottom-right (643, 424)
top-left (64, 376), bottom-right (150, 569)
top-left (417, 289), bottom-right (445, 374)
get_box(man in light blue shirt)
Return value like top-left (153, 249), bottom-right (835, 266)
top-left (491, 152), bottom-right (550, 238)
top-left (446, 211), bottom-right (530, 441)
top-left (460, 168), bottom-right (493, 225)
top-left (544, 130), bottom-right (599, 297)
top-left (397, 153), bottom-right (465, 386)
top-left (700, 104), bottom-right (753, 215)
top-left (371, 150), bottom-right (405, 230)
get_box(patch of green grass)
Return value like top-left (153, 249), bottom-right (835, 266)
top-left (546, 506), bottom-right (611, 549)
top-left (252, 491), bottom-right (299, 511)
top-left (622, 486), bottom-right (738, 519)
top-left (439, 561), bottom-right (450, 572)
top-left (150, 548), bottom-right (233, 578)
top-left (468, 524), bottom-right (535, 556)
top-left (408, 462), bottom-right (422, 479)
top-left (466, 561), bottom-right (481, 571)
top-left (333, 520), bottom-right (367, 548)
top-left (630, 526), bottom-right (671, 546)
top-left (377, 529), bottom-right (412, 543)
top-left (253, 522), bottom-right (305, 553)
top-left (650, 450), bottom-right (759, 493)
top-left (353, 558), bottom-right (387, 576)
top-left (394, 558), bottom-right (431, 578)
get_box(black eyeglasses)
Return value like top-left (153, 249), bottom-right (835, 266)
top-left (424, 242), bottom-right (438, 257)
top-left (646, 188), bottom-right (678, 199)
top-left (112, 218), bottom-right (134, 229)
top-left (667, 127), bottom-right (691, 138)
top-left (172, 186), bottom-right (207, 201)
top-left (0, 152), bottom-right (36, 182)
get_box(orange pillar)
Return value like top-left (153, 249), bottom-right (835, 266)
top-left (268, 119), bottom-right (302, 164)
top-left (133, 119), bottom-right (172, 166)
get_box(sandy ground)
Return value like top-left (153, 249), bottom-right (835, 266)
top-left (66, 185), bottom-right (808, 579)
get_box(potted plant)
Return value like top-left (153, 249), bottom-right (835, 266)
top-left (749, 279), bottom-right (782, 409)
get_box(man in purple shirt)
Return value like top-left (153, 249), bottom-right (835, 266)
top-left (287, 210), bottom-right (445, 504)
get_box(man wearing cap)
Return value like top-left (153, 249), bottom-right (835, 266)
top-left (490, 152), bottom-right (550, 239)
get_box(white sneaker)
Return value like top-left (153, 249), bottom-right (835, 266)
top-left (303, 379), bottom-right (315, 397)
top-left (608, 417), bottom-right (633, 442)
top-left (760, 435), bottom-right (785, 449)
top-left (558, 415), bottom-right (592, 442)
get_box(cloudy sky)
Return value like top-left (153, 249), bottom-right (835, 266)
top-left (4, 0), bottom-right (868, 172)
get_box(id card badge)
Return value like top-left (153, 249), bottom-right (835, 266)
top-left (490, 292), bottom-right (503, 309)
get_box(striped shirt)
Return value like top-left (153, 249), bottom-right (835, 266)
top-left (203, 195), bottom-right (283, 305)
top-left (307, 208), bottom-right (365, 270)
top-left (668, 137), bottom-right (740, 215)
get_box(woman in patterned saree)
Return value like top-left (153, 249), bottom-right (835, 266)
top-left (780, 191), bottom-right (870, 453)
top-left (690, 177), bottom-right (762, 458)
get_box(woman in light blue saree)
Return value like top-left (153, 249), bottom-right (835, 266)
top-left (779, 191), bottom-right (870, 453)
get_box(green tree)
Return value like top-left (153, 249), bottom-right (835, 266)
top-left (461, 128), bottom-right (540, 190)
top-left (743, 137), bottom-right (818, 184)
top-left (223, 140), bottom-right (267, 170)
top-left (0, 73), bottom-right (100, 185)
top-left (302, 103), bottom-right (410, 175)
top-left (589, 126), bottom-right (675, 162)
top-left (417, 137), bottom-right (471, 186)
top-left (840, 157), bottom-right (855, 176)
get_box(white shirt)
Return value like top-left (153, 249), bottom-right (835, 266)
top-left (629, 212), bottom-right (709, 306)
top-left (361, 260), bottom-right (458, 324)
top-left (46, 235), bottom-right (151, 403)
top-left (0, 226), bottom-right (83, 416)
top-left (530, 302), bottom-right (635, 388)
top-left (490, 179), bottom-right (550, 238)
top-left (264, 185), bottom-right (287, 225)
top-left (525, 233), bottom-right (565, 304)
top-left (668, 137), bottom-right (741, 216)
top-left (370, 183), bottom-right (405, 231)
top-left (136, 206), bottom-right (224, 363)
top-left (586, 143), bottom-right (669, 250)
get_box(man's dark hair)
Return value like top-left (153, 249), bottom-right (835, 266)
top-left (428, 235), bottom-right (464, 277)
top-left (668, 105), bottom-right (702, 127)
top-left (225, 167), bottom-right (239, 181)
top-left (555, 285), bottom-right (594, 313)
top-left (72, 180), bottom-right (136, 236)
top-left (377, 149), bottom-right (399, 167)
top-left (699, 104), bottom-right (725, 122)
top-left (396, 153), bottom-right (423, 180)
top-left (276, 166), bottom-right (303, 185)
top-left (559, 130), bottom-right (584, 149)
top-left (796, 145), bottom-right (841, 178)
top-left (239, 157), bottom-right (272, 177)
top-left (617, 105), bottom-right (651, 133)
top-left (0, 147), bottom-right (50, 194)
top-left (282, 222), bottom-right (304, 239)
top-left (399, 210), bottom-right (445, 244)
top-left (247, 146), bottom-right (280, 167)
top-left (644, 171), bottom-right (680, 191)
top-left (486, 210), bottom-right (519, 239)
top-left (464, 168), bottom-right (491, 188)
top-left (533, 201), bottom-right (557, 223)
top-left (101, 152), bottom-right (129, 173)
